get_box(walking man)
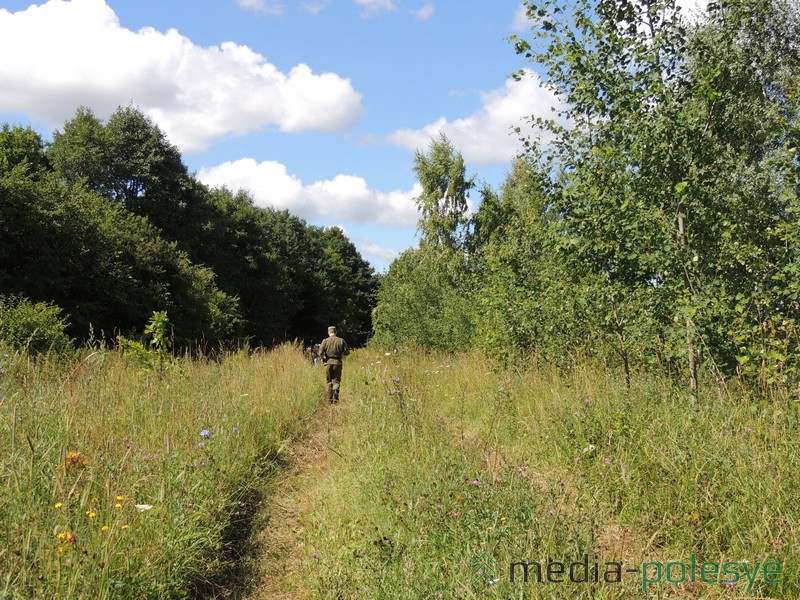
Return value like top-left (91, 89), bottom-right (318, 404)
top-left (319, 326), bottom-right (348, 403)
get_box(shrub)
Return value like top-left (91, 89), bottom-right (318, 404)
top-left (0, 294), bottom-right (72, 354)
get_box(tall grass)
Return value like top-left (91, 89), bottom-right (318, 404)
top-left (297, 350), bottom-right (799, 598)
top-left (0, 345), bottom-right (321, 599)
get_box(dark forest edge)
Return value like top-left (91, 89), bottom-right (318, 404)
top-left (0, 106), bottom-right (378, 350)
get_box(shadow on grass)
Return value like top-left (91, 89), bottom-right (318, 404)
top-left (190, 448), bottom-right (292, 600)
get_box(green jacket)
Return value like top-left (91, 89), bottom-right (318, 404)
top-left (319, 335), bottom-right (348, 365)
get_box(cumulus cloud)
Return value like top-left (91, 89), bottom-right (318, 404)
top-left (511, 4), bottom-right (529, 31)
top-left (414, 3), bottom-right (435, 21)
top-left (0, 0), bottom-right (363, 153)
top-left (386, 73), bottom-right (562, 166)
top-left (197, 158), bottom-right (421, 227)
top-left (359, 243), bottom-right (400, 265)
top-left (236, 0), bottom-right (284, 15)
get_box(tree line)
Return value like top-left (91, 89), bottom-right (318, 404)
top-left (0, 106), bottom-right (378, 349)
top-left (372, 0), bottom-right (800, 396)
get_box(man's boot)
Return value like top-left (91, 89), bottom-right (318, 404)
top-left (332, 388), bottom-right (339, 403)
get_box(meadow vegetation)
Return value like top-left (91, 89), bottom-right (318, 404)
top-left (292, 350), bottom-right (799, 599)
top-left (0, 343), bottom-right (321, 598)
top-left (1, 0), bottom-right (799, 597)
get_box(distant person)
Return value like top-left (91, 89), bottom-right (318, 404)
top-left (319, 326), bottom-right (348, 403)
top-left (311, 343), bottom-right (321, 366)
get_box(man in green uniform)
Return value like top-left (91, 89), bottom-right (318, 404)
top-left (319, 326), bottom-right (348, 403)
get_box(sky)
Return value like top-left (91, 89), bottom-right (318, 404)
top-left (0, 0), bottom-right (563, 271)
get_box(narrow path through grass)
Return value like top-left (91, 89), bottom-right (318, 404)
top-left (247, 403), bottom-right (344, 599)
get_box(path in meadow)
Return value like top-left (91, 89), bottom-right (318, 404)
top-left (245, 402), bottom-right (343, 600)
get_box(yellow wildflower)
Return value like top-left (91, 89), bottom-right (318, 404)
top-left (65, 451), bottom-right (89, 473)
top-left (101, 525), bottom-right (109, 532)
top-left (86, 510), bottom-right (97, 518)
top-left (121, 525), bottom-right (129, 530)
top-left (116, 495), bottom-right (124, 501)
top-left (114, 503), bottom-right (122, 509)
top-left (56, 531), bottom-right (76, 553)
top-left (54, 502), bottom-right (63, 509)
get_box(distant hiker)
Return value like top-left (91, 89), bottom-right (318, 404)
top-left (311, 343), bottom-right (321, 366)
top-left (319, 326), bottom-right (348, 403)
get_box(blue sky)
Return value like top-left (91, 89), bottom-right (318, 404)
top-left (0, 0), bottom-right (563, 270)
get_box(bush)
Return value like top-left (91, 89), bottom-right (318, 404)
top-left (0, 294), bottom-right (72, 354)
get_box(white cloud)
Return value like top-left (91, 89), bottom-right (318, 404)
top-left (676, 0), bottom-right (707, 21)
top-left (359, 243), bottom-right (400, 264)
top-left (354, 0), bottom-right (396, 16)
top-left (511, 4), bottom-right (529, 31)
top-left (196, 158), bottom-right (421, 227)
top-left (236, 0), bottom-right (284, 15)
top-left (386, 73), bottom-right (562, 166)
top-left (414, 3), bottom-right (435, 21)
top-left (0, 0), bottom-right (363, 153)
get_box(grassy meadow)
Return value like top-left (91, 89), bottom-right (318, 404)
top-left (0, 345), bottom-right (322, 599)
top-left (2, 346), bottom-right (799, 598)
top-left (288, 350), bottom-right (800, 599)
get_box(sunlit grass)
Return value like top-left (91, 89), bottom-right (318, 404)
top-left (3, 346), bottom-right (797, 598)
top-left (298, 350), bottom-right (799, 599)
top-left (0, 345), bottom-right (321, 599)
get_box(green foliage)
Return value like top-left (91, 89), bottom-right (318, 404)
top-left (2, 104), bottom-right (379, 349)
top-left (413, 133), bottom-right (475, 251)
top-left (372, 249), bottom-right (473, 351)
top-left (0, 345), bottom-right (321, 598)
top-left (0, 163), bottom-right (241, 345)
top-left (118, 311), bottom-right (174, 372)
top-left (372, 0), bottom-right (799, 395)
top-left (487, 0), bottom-right (800, 392)
top-left (0, 294), bottom-right (72, 354)
top-left (48, 106), bottom-right (194, 244)
top-left (0, 124), bottom-right (49, 177)
top-left (372, 136), bottom-right (474, 351)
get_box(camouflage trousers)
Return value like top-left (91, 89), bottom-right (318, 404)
top-left (324, 363), bottom-right (342, 399)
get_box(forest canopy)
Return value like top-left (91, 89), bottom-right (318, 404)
top-left (0, 108), bottom-right (378, 348)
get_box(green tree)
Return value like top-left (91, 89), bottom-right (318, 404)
top-left (0, 124), bottom-right (49, 177)
top-left (372, 248), bottom-right (472, 351)
top-left (0, 294), bottom-right (72, 354)
top-left (510, 0), bottom-right (800, 394)
top-left (0, 163), bottom-right (240, 344)
top-left (373, 135), bottom-right (475, 350)
top-left (413, 133), bottom-right (475, 252)
top-left (47, 106), bottom-right (108, 191)
top-left (48, 106), bottom-right (208, 249)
